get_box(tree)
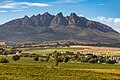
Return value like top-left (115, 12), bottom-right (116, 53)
top-left (34, 56), bottom-right (39, 61)
top-left (106, 59), bottom-right (117, 64)
top-left (3, 50), bottom-right (9, 56)
top-left (0, 49), bottom-right (9, 56)
top-left (53, 51), bottom-right (59, 67)
top-left (63, 56), bottom-right (69, 62)
top-left (73, 54), bottom-right (79, 60)
top-left (45, 56), bottom-right (50, 62)
top-left (88, 58), bottom-right (98, 63)
top-left (12, 55), bottom-right (20, 61)
top-left (0, 58), bottom-right (9, 63)
top-left (58, 56), bottom-right (63, 62)
top-left (0, 48), bottom-right (5, 55)
top-left (9, 47), bottom-right (16, 54)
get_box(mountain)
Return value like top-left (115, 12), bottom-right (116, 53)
top-left (0, 12), bottom-right (120, 43)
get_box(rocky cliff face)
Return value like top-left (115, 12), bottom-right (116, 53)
top-left (0, 12), bottom-right (120, 43)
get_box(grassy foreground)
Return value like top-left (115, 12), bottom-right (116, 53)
top-left (0, 56), bottom-right (120, 80)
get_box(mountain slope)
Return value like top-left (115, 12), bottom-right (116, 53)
top-left (0, 12), bottom-right (120, 43)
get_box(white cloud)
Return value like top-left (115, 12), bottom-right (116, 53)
top-left (114, 19), bottom-right (120, 26)
top-left (54, 0), bottom-right (86, 3)
top-left (11, 9), bottom-right (23, 12)
top-left (98, 4), bottom-right (104, 6)
top-left (97, 16), bottom-right (106, 21)
top-left (0, 1), bottom-right (51, 9)
top-left (97, 16), bottom-right (120, 27)
top-left (79, 14), bottom-right (84, 17)
top-left (4, 0), bottom-right (14, 3)
top-left (14, 2), bottom-right (51, 7)
top-left (107, 18), bottom-right (114, 22)
top-left (0, 10), bottom-right (8, 13)
top-left (93, 16), bottom-right (120, 32)
top-left (0, 5), bottom-right (14, 8)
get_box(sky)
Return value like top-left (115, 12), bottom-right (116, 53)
top-left (0, 0), bottom-right (120, 32)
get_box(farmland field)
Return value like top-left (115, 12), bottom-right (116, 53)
top-left (0, 56), bottom-right (120, 80)
top-left (22, 47), bottom-right (86, 55)
top-left (21, 45), bottom-right (120, 56)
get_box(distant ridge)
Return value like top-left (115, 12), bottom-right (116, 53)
top-left (0, 12), bottom-right (120, 43)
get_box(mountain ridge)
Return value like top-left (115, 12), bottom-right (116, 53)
top-left (0, 12), bottom-right (120, 43)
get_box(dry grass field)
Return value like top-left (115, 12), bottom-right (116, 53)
top-left (70, 45), bottom-right (120, 56)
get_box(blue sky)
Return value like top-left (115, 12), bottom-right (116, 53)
top-left (0, 0), bottom-right (120, 32)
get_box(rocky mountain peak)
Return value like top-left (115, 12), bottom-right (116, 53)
top-left (56, 12), bottom-right (63, 17)
top-left (41, 12), bottom-right (54, 27)
top-left (50, 12), bottom-right (68, 26)
top-left (68, 13), bottom-right (81, 25)
top-left (42, 12), bottom-right (51, 16)
top-left (70, 13), bottom-right (78, 17)
top-left (23, 15), bottom-right (29, 19)
top-left (21, 15), bottom-right (35, 26)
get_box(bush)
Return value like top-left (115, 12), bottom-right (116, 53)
top-left (30, 53), bottom-right (39, 57)
top-left (63, 56), bottom-right (69, 62)
top-left (106, 59), bottom-right (117, 64)
top-left (45, 56), bottom-right (50, 62)
top-left (12, 55), bottom-right (20, 61)
top-left (34, 56), bottom-right (39, 61)
top-left (58, 56), bottom-right (63, 62)
top-left (80, 58), bottom-right (88, 63)
top-left (73, 55), bottom-right (78, 60)
top-left (40, 58), bottom-right (44, 62)
top-left (0, 58), bottom-right (9, 63)
top-left (88, 58), bottom-right (98, 63)
top-left (20, 53), bottom-right (30, 57)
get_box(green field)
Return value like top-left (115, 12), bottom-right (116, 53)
top-left (0, 56), bottom-right (120, 80)
top-left (23, 48), bottom-right (84, 55)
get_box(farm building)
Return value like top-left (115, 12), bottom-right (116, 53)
top-left (112, 56), bottom-right (120, 60)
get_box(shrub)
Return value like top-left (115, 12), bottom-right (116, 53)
top-left (44, 56), bottom-right (50, 62)
top-left (12, 55), bottom-right (20, 61)
top-left (20, 53), bottom-right (30, 57)
top-left (63, 56), bottom-right (69, 62)
top-left (88, 58), bottom-right (98, 63)
top-left (40, 58), bottom-right (44, 62)
top-left (106, 59), bottom-right (117, 64)
top-left (30, 53), bottom-right (39, 57)
top-left (34, 56), bottom-right (39, 61)
top-left (80, 58), bottom-right (88, 63)
top-left (0, 58), bottom-right (9, 63)
top-left (58, 56), bottom-right (63, 62)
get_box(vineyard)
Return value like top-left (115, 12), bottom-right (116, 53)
top-left (0, 56), bottom-right (120, 80)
